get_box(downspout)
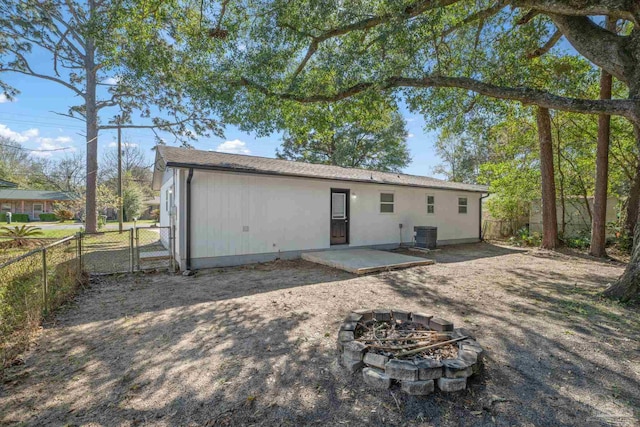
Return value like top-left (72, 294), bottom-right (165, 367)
top-left (186, 168), bottom-right (194, 271)
top-left (479, 193), bottom-right (490, 241)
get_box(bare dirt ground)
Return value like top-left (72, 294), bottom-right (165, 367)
top-left (1, 243), bottom-right (639, 426)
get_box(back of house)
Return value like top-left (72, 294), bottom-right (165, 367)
top-left (152, 146), bottom-right (488, 271)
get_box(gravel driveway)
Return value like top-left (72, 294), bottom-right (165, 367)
top-left (1, 243), bottom-right (638, 426)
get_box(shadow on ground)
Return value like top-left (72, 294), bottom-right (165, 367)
top-left (1, 243), bottom-right (638, 426)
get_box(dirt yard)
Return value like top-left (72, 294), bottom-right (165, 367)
top-left (1, 243), bottom-right (639, 426)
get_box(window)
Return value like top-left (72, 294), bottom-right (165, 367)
top-left (1, 203), bottom-right (11, 212)
top-left (332, 193), bottom-right (346, 219)
top-left (380, 193), bottom-right (394, 213)
top-left (33, 203), bottom-right (43, 213)
top-left (426, 195), bottom-right (435, 214)
top-left (458, 197), bottom-right (468, 214)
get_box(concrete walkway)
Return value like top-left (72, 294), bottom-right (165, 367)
top-left (301, 248), bottom-right (434, 274)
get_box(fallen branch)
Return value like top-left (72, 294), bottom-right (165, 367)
top-left (396, 336), bottom-right (468, 357)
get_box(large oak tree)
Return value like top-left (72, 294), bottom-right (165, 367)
top-left (117, 0), bottom-right (640, 301)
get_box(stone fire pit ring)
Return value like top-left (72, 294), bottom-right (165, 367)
top-left (337, 309), bottom-right (483, 395)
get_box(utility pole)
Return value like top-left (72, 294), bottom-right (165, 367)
top-left (117, 118), bottom-right (123, 233)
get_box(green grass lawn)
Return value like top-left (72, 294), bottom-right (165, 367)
top-left (1, 224), bottom-right (163, 267)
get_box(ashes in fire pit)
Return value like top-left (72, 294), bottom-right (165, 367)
top-left (338, 309), bottom-right (483, 395)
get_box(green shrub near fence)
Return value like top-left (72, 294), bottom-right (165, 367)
top-left (39, 213), bottom-right (58, 222)
top-left (0, 236), bottom-right (85, 369)
top-left (0, 213), bottom-right (29, 223)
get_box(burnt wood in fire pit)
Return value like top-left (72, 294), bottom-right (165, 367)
top-left (337, 309), bottom-right (483, 395)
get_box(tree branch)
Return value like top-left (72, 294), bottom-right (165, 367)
top-left (238, 75), bottom-right (640, 122)
top-left (526, 29), bottom-right (562, 58)
top-left (548, 14), bottom-right (631, 83)
top-left (514, 0), bottom-right (639, 23)
top-left (0, 67), bottom-right (84, 97)
top-left (441, 1), bottom-right (506, 37)
top-left (288, 0), bottom-right (460, 80)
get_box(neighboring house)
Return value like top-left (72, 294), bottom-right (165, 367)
top-left (140, 196), bottom-right (160, 220)
top-left (152, 146), bottom-right (488, 271)
top-left (0, 179), bottom-right (18, 188)
top-left (0, 189), bottom-right (75, 220)
top-left (530, 196), bottom-right (620, 237)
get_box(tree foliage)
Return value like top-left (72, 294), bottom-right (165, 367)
top-left (276, 95), bottom-right (410, 172)
top-left (0, 0), bottom-right (222, 232)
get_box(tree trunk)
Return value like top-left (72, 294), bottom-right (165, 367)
top-left (84, 4), bottom-right (98, 233)
top-left (554, 121), bottom-right (566, 237)
top-left (625, 137), bottom-right (640, 240)
top-left (537, 107), bottom-right (559, 249)
top-left (590, 18), bottom-right (615, 258)
top-left (603, 209), bottom-right (640, 303)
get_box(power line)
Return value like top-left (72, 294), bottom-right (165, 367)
top-left (0, 143), bottom-right (75, 152)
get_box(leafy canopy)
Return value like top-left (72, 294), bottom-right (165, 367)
top-left (277, 94), bottom-right (410, 172)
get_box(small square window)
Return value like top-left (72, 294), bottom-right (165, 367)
top-left (380, 203), bottom-right (394, 213)
top-left (380, 193), bottom-right (394, 203)
top-left (458, 197), bottom-right (468, 214)
top-left (426, 195), bottom-right (435, 214)
top-left (380, 193), bottom-right (394, 213)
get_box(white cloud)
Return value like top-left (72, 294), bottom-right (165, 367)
top-left (0, 123), bottom-right (75, 157)
top-left (55, 136), bottom-right (73, 143)
top-left (408, 133), bottom-right (415, 138)
top-left (216, 139), bottom-right (251, 155)
top-left (30, 136), bottom-right (77, 158)
top-left (102, 77), bottom-right (119, 85)
top-left (0, 124), bottom-right (38, 143)
top-left (108, 141), bottom-right (138, 148)
top-left (23, 128), bottom-right (40, 138)
top-left (0, 94), bottom-right (16, 103)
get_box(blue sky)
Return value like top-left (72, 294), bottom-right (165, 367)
top-left (0, 70), bottom-right (444, 178)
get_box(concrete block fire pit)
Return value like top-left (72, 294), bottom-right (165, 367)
top-left (338, 309), bottom-right (483, 395)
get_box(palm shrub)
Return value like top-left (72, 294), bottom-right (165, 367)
top-left (0, 225), bottom-right (44, 246)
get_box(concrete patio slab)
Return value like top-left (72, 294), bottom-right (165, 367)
top-left (301, 248), bottom-right (434, 274)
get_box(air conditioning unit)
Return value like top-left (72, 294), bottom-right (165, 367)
top-left (414, 226), bottom-right (437, 249)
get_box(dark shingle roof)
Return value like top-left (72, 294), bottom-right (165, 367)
top-left (153, 145), bottom-right (488, 193)
top-left (0, 179), bottom-right (18, 188)
top-left (0, 189), bottom-right (76, 201)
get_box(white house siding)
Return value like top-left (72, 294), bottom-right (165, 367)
top-left (184, 169), bottom-right (481, 267)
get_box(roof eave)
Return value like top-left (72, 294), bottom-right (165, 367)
top-left (164, 161), bottom-right (489, 193)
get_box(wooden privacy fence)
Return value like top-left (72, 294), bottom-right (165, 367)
top-left (482, 219), bottom-right (527, 239)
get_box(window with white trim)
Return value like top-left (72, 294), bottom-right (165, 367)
top-left (426, 195), bottom-right (435, 214)
top-left (380, 193), bottom-right (394, 213)
top-left (458, 197), bottom-right (468, 214)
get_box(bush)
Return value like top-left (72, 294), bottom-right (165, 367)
top-left (0, 213), bottom-right (29, 223)
top-left (564, 234), bottom-right (591, 249)
top-left (508, 227), bottom-right (542, 247)
top-left (39, 213), bottom-right (58, 222)
top-left (97, 215), bottom-right (107, 230)
top-left (54, 208), bottom-right (75, 221)
top-left (150, 208), bottom-right (160, 221)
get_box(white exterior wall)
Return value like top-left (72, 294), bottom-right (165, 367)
top-left (184, 169), bottom-right (481, 264)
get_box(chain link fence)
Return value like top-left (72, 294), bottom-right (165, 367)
top-left (135, 226), bottom-right (173, 271)
top-left (81, 229), bottom-right (134, 274)
top-left (0, 236), bottom-right (85, 367)
top-left (1, 226), bottom-right (174, 369)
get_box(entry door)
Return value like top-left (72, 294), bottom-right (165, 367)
top-left (330, 189), bottom-right (349, 245)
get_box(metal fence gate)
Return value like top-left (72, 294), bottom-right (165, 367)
top-left (134, 226), bottom-right (174, 271)
top-left (80, 226), bottom-right (174, 274)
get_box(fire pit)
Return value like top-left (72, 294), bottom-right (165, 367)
top-left (337, 309), bottom-right (483, 395)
